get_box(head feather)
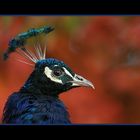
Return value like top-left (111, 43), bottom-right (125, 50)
top-left (3, 26), bottom-right (54, 64)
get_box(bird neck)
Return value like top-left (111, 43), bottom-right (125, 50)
top-left (2, 92), bottom-right (71, 124)
top-left (19, 71), bottom-right (59, 98)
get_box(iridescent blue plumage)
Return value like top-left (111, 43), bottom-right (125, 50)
top-left (2, 58), bottom-right (73, 124)
top-left (3, 92), bottom-right (70, 124)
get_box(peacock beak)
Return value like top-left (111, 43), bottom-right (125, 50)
top-left (70, 74), bottom-right (95, 89)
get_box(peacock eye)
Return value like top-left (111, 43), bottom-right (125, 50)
top-left (52, 69), bottom-right (64, 77)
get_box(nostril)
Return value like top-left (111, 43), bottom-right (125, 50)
top-left (76, 76), bottom-right (83, 81)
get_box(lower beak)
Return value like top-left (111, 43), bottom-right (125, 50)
top-left (70, 74), bottom-right (95, 89)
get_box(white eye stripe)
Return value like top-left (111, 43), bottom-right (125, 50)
top-left (62, 67), bottom-right (73, 78)
top-left (44, 66), bottom-right (74, 84)
top-left (44, 66), bottom-right (62, 84)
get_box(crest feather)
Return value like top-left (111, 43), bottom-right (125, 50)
top-left (3, 26), bottom-right (54, 64)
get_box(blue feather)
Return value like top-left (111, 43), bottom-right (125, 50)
top-left (3, 92), bottom-right (71, 124)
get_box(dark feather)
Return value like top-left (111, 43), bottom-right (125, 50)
top-left (2, 92), bottom-right (70, 124)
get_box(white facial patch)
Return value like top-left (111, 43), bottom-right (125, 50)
top-left (44, 66), bottom-right (63, 84)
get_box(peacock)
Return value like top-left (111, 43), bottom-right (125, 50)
top-left (2, 26), bottom-right (94, 124)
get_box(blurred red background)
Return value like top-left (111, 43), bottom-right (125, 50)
top-left (0, 16), bottom-right (140, 124)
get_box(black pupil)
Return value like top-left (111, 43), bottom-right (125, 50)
top-left (53, 69), bottom-right (63, 76)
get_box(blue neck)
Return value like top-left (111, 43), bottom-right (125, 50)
top-left (3, 93), bottom-right (71, 124)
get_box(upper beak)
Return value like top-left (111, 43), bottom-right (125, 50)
top-left (70, 74), bottom-right (95, 89)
